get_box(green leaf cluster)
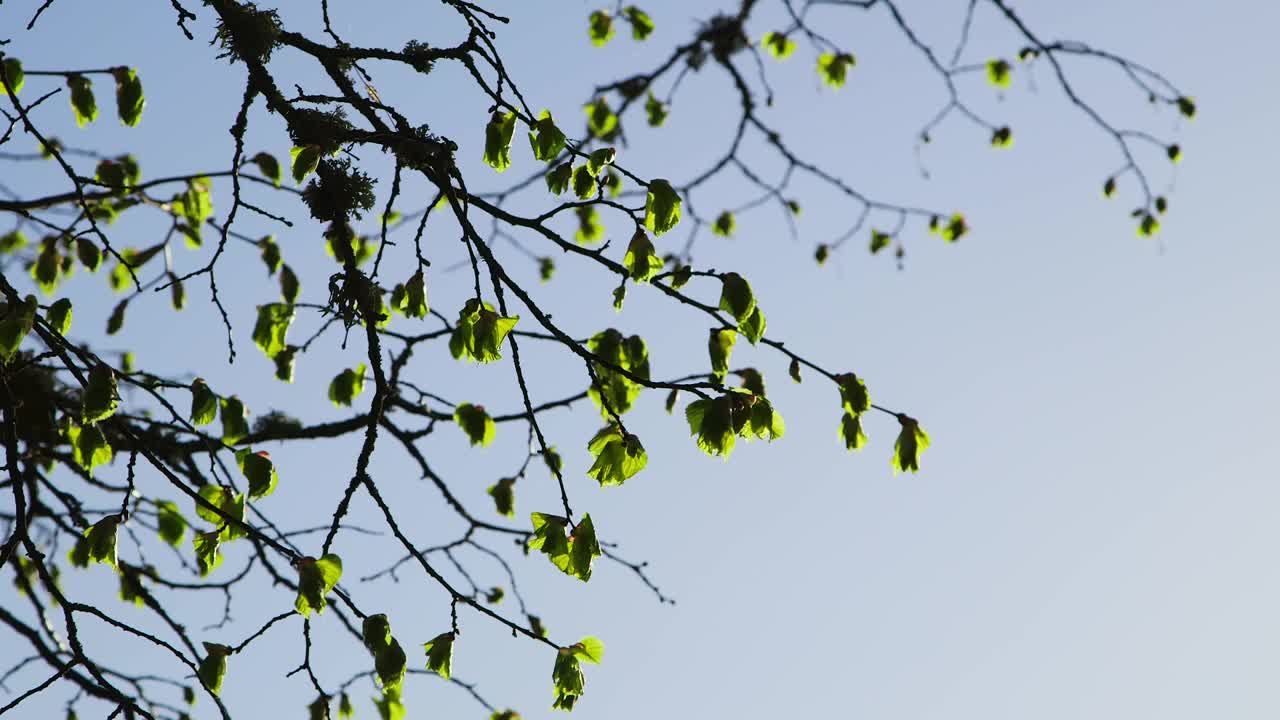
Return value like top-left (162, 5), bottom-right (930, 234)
top-left (449, 299), bottom-right (518, 363)
top-left (586, 425), bottom-right (647, 486)
top-left (891, 414), bottom-right (930, 473)
top-left (836, 373), bottom-right (870, 451)
top-left (986, 58), bottom-right (1013, 88)
top-left (818, 52), bottom-right (856, 88)
top-left (586, 329), bottom-right (649, 418)
top-left (295, 554), bottom-right (343, 616)
top-left (685, 391), bottom-right (784, 457)
top-left (529, 513), bottom-right (600, 582)
top-left (552, 637), bottom-right (604, 710)
top-left (762, 32), bottom-right (796, 59)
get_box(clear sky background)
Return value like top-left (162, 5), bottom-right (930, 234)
top-left (2, 0), bottom-right (1278, 719)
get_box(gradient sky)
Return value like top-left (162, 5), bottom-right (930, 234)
top-left (2, 1), bottom-right (1278, 719)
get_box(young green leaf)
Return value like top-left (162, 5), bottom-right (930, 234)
top-left (572, 164), bottom-right (598, 199)
top-left (253, 152), bottom-right (281, 186)
top-left (835, 372), bottom-right (870, 415)
top-left (338, 692), bottom-right (354, 718)
top-left (252, 303), bottom-right (294, 359)
top-left (423, 632), bottom-right (455, 680)
top-left (623, 6), bottom-right (654, 40)
top-left (32, 243), bottom-right (61, 295)
top-left (454, 403), bottom-right (496, 447)
top-left (740, 306), bottom-right (766, 344)
top-left (291, 145), bottom-right (323, 184)
top-left (83, 515), bottom-right (121, 567)
top-left (870, 229), bottom-right (892, 254)
top-left (585, 147), bottom-right (615, 176)
top-left (308, 696), bottom-right (329, 720)
top-left (82, 365), bottom-right (119, 424)
top-left (891, 414), bottom-right (930, 473)
top-left (546, 162), bottom-right (573, 195)
top-left (986, 58), bottom-right (1013, 88)
top-left (67, 75), bottom-right (98, 126)
top-left (685, 393), bottom-right (753, 458)
top-left (235, 448), bottom-right (279, 499)
top-left (362, 614), bottom-right (408, 691)
top-left (483, 110), bottom-right (517, 172)
top-left (194, 530), bottom-right (223, 576)
top-left (220, 395), bottom-right (250, 445)
top-left (718, 272), bottom-right (756, 323)
top-left (584, 97), bottom-right (618, 139)
top-left (586, 329), bottom-right (649, 418)
top-left (818, 52), bottom-right (855, 88)
top-left (449, 299), bottom-right (519, 363)
top-left (112, 67), bottom-right (145, 127)
top-left (644, 92), bottom-right (668, 127)
top-left (530, 512), bottom-right (600, 582)
top-left (761, 31), bottom-right (796, 59)
top-left (1136, 212), bottom-right (1160, 238)
top-left (623, 229), bottom-right (663, 282)
top-left (67, 421), bottom-right (114, 473)
top-left (375, 687), bottom-right (406, 720)
top-left (1176, 96), bottom-right (1197, 119)
top-left (586, 425), bottom-right (648, 486)
top-left (190, 379), bottom-right (217, 426)
top-left (552, 638), bottom-right (603, 710)
top-left (198, 643), bottom-right (231, 695)
top-left (47, 298), bottom-right (73, 335)
top-left (712, 211), bottom-right (736, 237)
top-left (644, 179), bottom-right (681, 235)
top-left (840, 411), bottom-right (867, 451)
top-left (328, 364), bottom-right (367, 407)
top-left (280, 264), bottom-right (300, 304)
top-left (588, 10), bottom-right (615, 46)
top-left (708, 328), bottom-right (736, 383)
top-left (295, 554), bottom-right (343, 616)
top-left (0, 58), bottom-right (23, 96)
top-left (939, 213), bottom-right (968, 243)
top-left (0, 294), bottom-right (37, 361)
top-left (156, 500), bottom-right (187, 547)
top-left (990, 126), bottom-right (1013, 148)
top-left (528, 110), bottom-right (567, 162)
top-left (738, 367), bottom-right (766, 397)
top-left (575, 205), bottom-right (605, 244)
top-left (488, 477), bottom-right (516, 517)
top-left (748, 397), bottom-right (786, 441)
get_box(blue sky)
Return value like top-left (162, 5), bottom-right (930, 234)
top-left (2, 0), bottom-right (1278, 718)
